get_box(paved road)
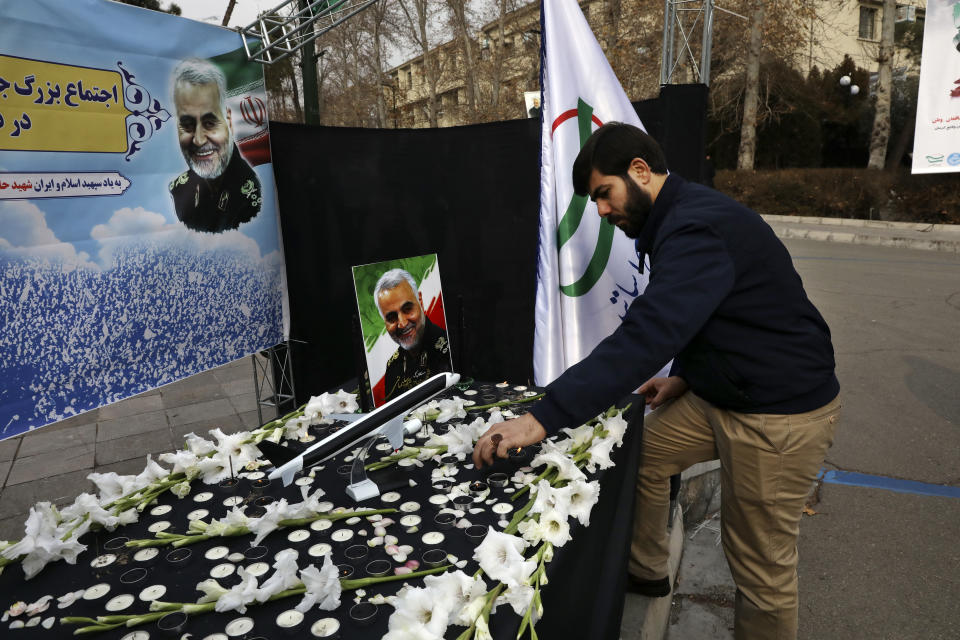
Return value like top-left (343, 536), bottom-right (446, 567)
top-left (787, 238), bottom-right (960, 640)
top-left (666, 238), bottom-right (960, 639)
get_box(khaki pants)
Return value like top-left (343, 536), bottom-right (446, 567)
top-left (630, 391), bottom-right (841, 640)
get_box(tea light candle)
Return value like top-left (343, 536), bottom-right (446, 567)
top-left (421, 548), bottom-right (447, 568)
top-left (149, 504), bottom-right (172, 516)
top-left (338, 564), bottom-right (355, 578)
top-left (399, 515), bottom-right (421, 527)
top-left (308, 543), bottom-right (333, 558)
top-left (330, 529), bottom-right (354, 544)
top-left (311, 519), bottom-right (333, 532)
top-left (90, 554), bottom-right (116, 568)
top-left (147, 520), bottom-right (171, 533)
top-left (210, 563), bottom-right (235, 579)
top-left (365, 559), bottom-right (391, 576)
top-left (218, 477), bottom-right (241, 492)
top-left (428, 494), bottom-right (449, 509)
top-left (133, 548), bottom-right (159, 564)
top-left (245, 562), bottom-right (269, 577)
top-left (139, 584), bottom-right (166, 602)
top-left (205, 546), bottom-right (230, 560)
top-left (344, 544), bottom-right (368, 560)
top-left (421, 531), bottom-right (445, 545)
top-left (491, 503), bottom-right (513, 515)
top-left (287, 529), bottom-right (310, 543)
top-left (105, 594), bottom-right (134, 612)
top-left (254, 495), bottom-right (274, 507)
top-left (245, 471), bottom-right (265, 480)
top-left (295, 476), bottom-right (314, 486)
top-left (222, 495), bottom-right (244, 507)
top-left (399, 501), bottom-right (420, 512)
top-left (433, 512), bottom-right (456, 529)
top-left (310, 617), bottom-right (340, 638)
top-left (487, 473), bottom-right (509, 488)
top-left (380, 491), bottom-right (401, 502)
top-left (119, 632), bottom-right (150, 640)
top-left (186, 508), bottom-right (209, 521)
top-left (276, 609), bottom-right (304, 629)
top-left (452, 495), bottom-right (474, 509)
top-left (82, 583), bottom-right (111, 600)
top-left (468, 480), bottom-right (489, 494)
top-left (225, 616), bottom-right (254, 636)
top-left (465, 525), bottom-right (488, 544)
top-left (192, 491), bottom-right (213, 503)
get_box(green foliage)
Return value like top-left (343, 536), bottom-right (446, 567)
top-left (353, 255), bottom-right (439, 352)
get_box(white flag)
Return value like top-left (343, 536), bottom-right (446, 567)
top-left (534, 0), bottom-right (665, 385)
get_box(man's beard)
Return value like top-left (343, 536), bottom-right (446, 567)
top-left (392, 317), bottom-right (426, 351)
top-left (611, 176), bottom-right (653, 239)
top-left (186, 136), bottom-right (233, 180)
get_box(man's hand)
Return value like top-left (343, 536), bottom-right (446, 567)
top-left (638, 376), bottom-right (688, 410)
top-left (472, 413), bottom-right (547, 469)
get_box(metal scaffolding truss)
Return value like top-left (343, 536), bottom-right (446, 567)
top-left (660, 0), bottom-right (745, 86)
top-left (252, 340), bottom-right (298, 426)
top-left (239, 0), bottom-right (378, 64)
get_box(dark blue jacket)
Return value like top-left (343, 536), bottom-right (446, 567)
top-left (530, 175), bottom-right (839, 434)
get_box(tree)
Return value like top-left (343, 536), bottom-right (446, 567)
top-left (112, 0), bottom-right (181, 15)
top-left (867, 0), bottom-right (896, 169)
top-left (737, 0), bottom-right (764, 170)
top-left (397, 0), bottom-right (442, 127)
top-left (445, 0), bottom-right (478, 119)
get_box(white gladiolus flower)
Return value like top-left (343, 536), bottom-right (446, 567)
top-left (295, 554), bottom-right (341, 612)
top-left (565, 480), bottom-right (601, 527)
top-left (247, 498), bottom-right (293, 546)
top-left (2, 503), bottom-right (88, 580)
top-left (386, 586), bottom-right (450, 637)
top-left (425, 425), bottom-right (475, 456)
top-left (195, 579), bottom-right (230, 603)
top-left (599, 411), bottom-right (629, 446)
top-left (422, 570), bottom-right (488, 627)
top-left (474, 615), bottom-right (494, 640)
top-left (473, 529), bottom-right (536, 589)
top-left (59, 493), bottom-right (119, 531)
top-left (282, 416), bottom-right (311, 441)
top-left (116, 508), bottom-right (139, 527)
top-left (136, 454), bottom-right (168, 485)
top-left (210, 428), bottom-right (261, 470)
top-left (435, 398), bottom-right (467, 423)
top-left (215, 566), bottom-right (260, 613)
top-left (529, 480), bottom-right (572, 520)
top-left (499, 583), bottom-right (535, 616)
top-left (170, 481), bottom-right (192, 498)
top-left (516, 518), bottom-right (546, 545)
top-left (255, 549), bottom-right (301, 602)
top-left (183, 432), bottom-right (216, 456)
top-left (304, 390), bottom-right (359, 423)
top-left (530, 450), bottom-right (586, 482)
top-left (289, 486), bottom-right (328, 518)
top-left (560, 423), bottom-right (596, 448)
top-left (86, 471), bottom-right (138, 505)
top-left (158, 449), bottom-right (202, 477)
top-left (537, 509), bottom-right (572, 547)
top-left (584, 436), bottom-right (616, 473)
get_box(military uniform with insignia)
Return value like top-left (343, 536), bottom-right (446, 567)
top-left (383, 319), bottom-right (452, 402)
top-left (169, 144), bottom-right (262, 233)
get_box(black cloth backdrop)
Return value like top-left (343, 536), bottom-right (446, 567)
top-left (271, 84), bottom-right (708, 404)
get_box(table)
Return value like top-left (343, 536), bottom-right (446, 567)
top-left (0, 381), bottom-right (642, 639)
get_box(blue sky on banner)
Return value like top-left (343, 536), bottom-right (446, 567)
top-left (0, 0), bottom-right (287, 436)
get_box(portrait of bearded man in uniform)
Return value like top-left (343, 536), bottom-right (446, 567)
top-left (374, 268), bottom-right (452, 402)
top-left (169, 58), bottom-right (262, 233)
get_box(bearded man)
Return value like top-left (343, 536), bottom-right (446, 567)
top-left (473, 123), bottom-right (841, 640)
top-left (169, 58), bottom-right (261, 233)
top-left (374, 268), bottom-right (451, 403)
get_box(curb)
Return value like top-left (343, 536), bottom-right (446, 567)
top-left (622, 506), bottom-right (685, 640)
top-left (762, 216), bottom-right (960, 254)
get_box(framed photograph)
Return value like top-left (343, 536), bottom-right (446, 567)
top-left (352, 254), bottom-right (453, 406)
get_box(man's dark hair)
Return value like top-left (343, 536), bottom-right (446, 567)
top-left (572, 123), bottom-right (668, 196)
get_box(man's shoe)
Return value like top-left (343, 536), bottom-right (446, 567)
top-left (626, 574), bottom-right (671, 597)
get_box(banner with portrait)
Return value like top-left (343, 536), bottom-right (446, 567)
top-left (0, 0), bottom-right (288, 437)
top-left (352, 255), bottom-right (452, 407)
top-left (912, 0), bottom-right (960, 173)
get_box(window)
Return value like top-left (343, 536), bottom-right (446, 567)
top-left (858, 6), bottom-right (877, 40)
top-left (406, 70), bottom-right (412, 89)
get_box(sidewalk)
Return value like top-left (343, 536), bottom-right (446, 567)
top-left (762, 214), bottom-right (960, 253)
top-left (0, 356), bottom-right (271, 541)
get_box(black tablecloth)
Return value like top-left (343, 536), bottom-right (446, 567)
top-left (0, 383), bottom-right (642, 640)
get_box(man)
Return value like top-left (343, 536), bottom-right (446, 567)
top-left (169, 58), bottom-right (261, 233)
top-left (473, 123), bottom-right (840, 640)
top-left (374, 268), bottom-right (452, 402)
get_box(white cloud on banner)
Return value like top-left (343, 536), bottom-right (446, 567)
top-left (0, 201), bottom-right (98, 269)
top-left (91, 206), bottom-right (265, 267)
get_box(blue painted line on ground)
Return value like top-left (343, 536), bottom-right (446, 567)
top-left (818, 469), bottom-right (960, 499)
